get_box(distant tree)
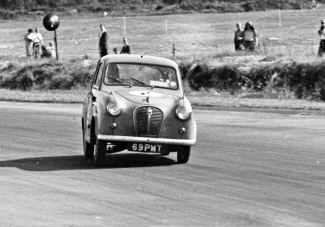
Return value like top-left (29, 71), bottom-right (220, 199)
top-left (0, 0), bottom-right (36, 10)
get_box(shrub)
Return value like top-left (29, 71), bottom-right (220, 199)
top-left (155, 5), bottom-right (163, 10)
top-left (187, 64), bottom-right (210, 90)
top-left (1, 71), bottom-right (33, 90)
top-left (3, 57), bottom-right (325, 102)
top-left (48, 75), bottom-right (74, 89)
top-left (0, 59), bottom-right (95, 90)
top-left (185, 59), bottom-right (325, 100)
top-left (178, 62), bottom-right (192, 80)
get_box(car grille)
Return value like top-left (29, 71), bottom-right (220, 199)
top-left (134, 106), bottom-right (163, 138)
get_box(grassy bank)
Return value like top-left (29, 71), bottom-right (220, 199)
top-left (1, 55), bottom-right (325, 111)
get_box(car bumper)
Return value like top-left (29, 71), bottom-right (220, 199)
top-left (97, 135), bottom-right (196, 146)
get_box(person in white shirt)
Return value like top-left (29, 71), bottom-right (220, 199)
top-left (318, 20), bottom-right (325, 56)
top-left (33, 28), bottom-right (43, 59)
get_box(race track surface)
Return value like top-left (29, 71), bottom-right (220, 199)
top-left (0, 102), bottom-right (324, 227)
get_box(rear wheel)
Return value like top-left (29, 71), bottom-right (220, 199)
top-left (83, 129), bottom-right (94, 159)
top-left (177, 146), bottom-right (191, 164)
top-left (94, 138), bottom-right (106, 167)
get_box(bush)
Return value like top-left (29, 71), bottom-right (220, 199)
top-left (1, 72), bottom-right (33, 90)
top-left (3, 57), bottom-right (325, 102)
top-left (186, 60), bottom-right (325, 101)
top-left (48, 75), bottom-right (74, 89)
top-left (0, 59), bottom-right (96, 90)
top-left (187, 64), bottom-right (210, 90)
top-left (155, 5), bottom-right (163, 10)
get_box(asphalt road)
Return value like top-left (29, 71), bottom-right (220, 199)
top-left (0, 102), bottom-right (324, 227)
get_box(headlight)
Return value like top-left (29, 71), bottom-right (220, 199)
top-left (107, 102), bottom-right (122, 116)
top-left (176, 105), bottom-right (191, 120)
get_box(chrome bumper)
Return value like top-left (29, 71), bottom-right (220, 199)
top-left (97, 135), bottom-right (196, 146)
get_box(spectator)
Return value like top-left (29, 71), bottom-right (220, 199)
top-left (24, 28), bottom-right (34, 61)
top-left (312, 0), bottom-right (316, 9)
top-left (99, 24), bottom-right (109, 57)
top-left (41, 42), bottom-right (55, 58)
top-left (33, 28), bottom-right (43, 59)
top-left (120, 38), bottom-right (131, 54)
top-left (318, 20), bottom-right (325, 57)
top-left (48, 42), bottom-right (55, 57)
top-left (234, 23), bottom-right (243, 51)
top-left (243, 22), bottom-right (259, 51)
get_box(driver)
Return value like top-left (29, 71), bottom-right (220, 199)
top-left (106, 64), bottom-right (119, 79)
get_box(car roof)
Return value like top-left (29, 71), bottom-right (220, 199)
top-left (101, 54), bottom-right (178, 68)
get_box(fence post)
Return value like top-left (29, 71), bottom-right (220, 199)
top-left (172, 43), bottom-right (176, 59)
top-left (278, 9), bottom-right (282, 28)
top-left (165, 19), bottom-right (168, 35)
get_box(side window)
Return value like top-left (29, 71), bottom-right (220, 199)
top-left (95, 63), bottom-right (104, 86)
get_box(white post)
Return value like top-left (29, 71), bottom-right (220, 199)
top-left (123, 17), bottom-right (126, 35)
top-left (165, 19), bottom-right (168, 35)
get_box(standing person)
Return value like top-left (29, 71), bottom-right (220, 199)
top-left (99, 24), bottom-right (109, 57)
top-left (318, 20), bottom-right (325, 57)
top-left (24, 28), bottom-right (34, 61)
top-left (120, 38), bottom-right (131, 54)
top-left (33, 28), bottom-right (43, 59)
top-left (234, 22), bottom-right (243, 51)
top-left (242, 22), bottom-right (259, 51)
top-left (312, 0), bottom-right (317, 9)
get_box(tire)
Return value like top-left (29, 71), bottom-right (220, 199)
top-left (94, 138), bottom-right (106, 167)
top-left (177, 146), bottom-right (191, 164)
top-left (83, 129), bottom-right (94, 159)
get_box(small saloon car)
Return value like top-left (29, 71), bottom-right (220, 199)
top-left (82, 54), bottom-right (196, 167)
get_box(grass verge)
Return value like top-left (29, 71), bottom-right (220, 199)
top-left (1, 88), bottom-right (325, 111)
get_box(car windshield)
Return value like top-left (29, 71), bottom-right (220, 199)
top-left (103, 63), bottom-right (178, 90)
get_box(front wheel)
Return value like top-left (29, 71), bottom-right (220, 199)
top-left (177, 146), bottom-right (191, 164)
top-left (94, 138), bottom-right (106, 167)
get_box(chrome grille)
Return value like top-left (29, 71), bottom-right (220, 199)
top-left (135, 106), bottom-right (163, 138)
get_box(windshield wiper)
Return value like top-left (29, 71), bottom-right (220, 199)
top-left (130, 77), bottom-right (154, 89)
top-left (107, 76), bottom-right (132, 87)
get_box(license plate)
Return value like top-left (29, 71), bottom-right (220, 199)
top-left (128, 143), bottom-right (163, 153)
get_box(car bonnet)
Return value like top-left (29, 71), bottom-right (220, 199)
top-left (113, 89), bottom-right (182, 105)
